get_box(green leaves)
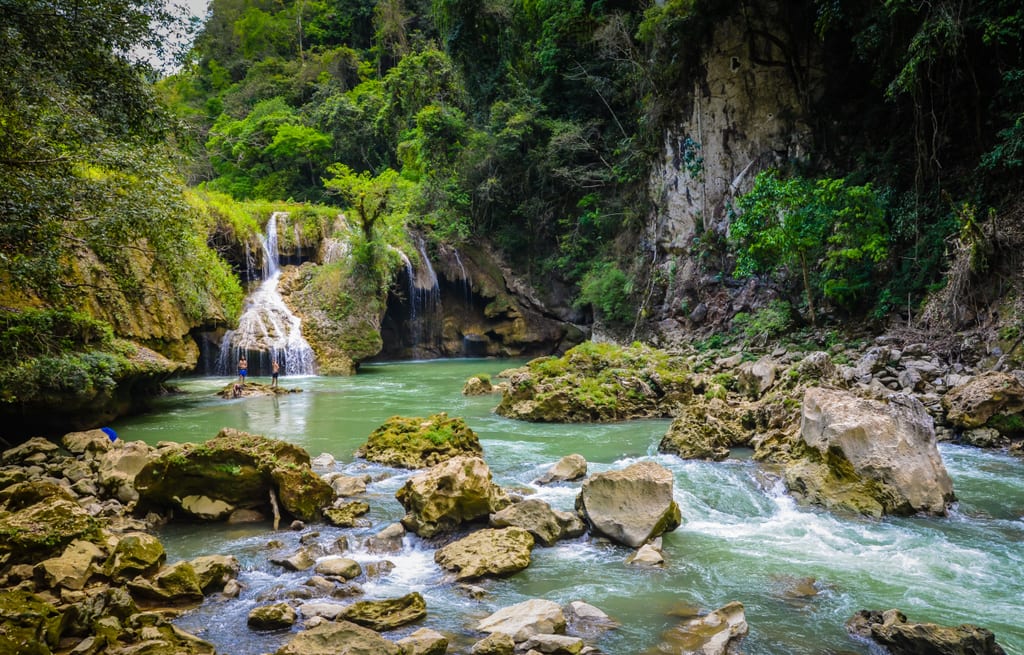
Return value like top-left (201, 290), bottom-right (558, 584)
top-left (730, 171), bottom-right (890, 316)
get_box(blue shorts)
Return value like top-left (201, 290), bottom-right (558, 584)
top-left (239, 369), bottom-right (247, 376)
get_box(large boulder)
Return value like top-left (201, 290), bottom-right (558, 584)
top-left (495, 342), bottom-right (693, 422)
top-left (434, 527), bottom-right (535, 581)
top-left (942, 371), bottom-right (1024, 432)
top-left (356, 412), bottom-right (483, 469)
top-left (340, 592), bottom-right (427, 631)
top-left (127, 560), bottom-right (205, 604)
top-left (489, 498), bottom-right (585, 546)
top-left (35, 539), bottom-right (106, 591)
top-left (188, 555), bottom-right (240, 594)
top-left (396, 627), bottom-right (448, 655)
top-left (655, 602), bottom-right (748, 655)
top-left (395, 456), bottom-right (510, 537)
top-left (134, 429), bottom-right (334, 522)
top-left (736, 355), bottom-right (778, 399)
top-left (275, 619), bottom-right (403, 655)
top-left (248, 602), bottom-right (297, 630)
top-left (847, 609), bottom-right (1007, 655)
top-left (658, 398), bottom-right (743, 461)
top-left (97, 440), bottom-right (157, 503)
top-left (0, 481), bottom-right (100, 563)
top-left (785, 388), bottom-right (955, 516)
top-left (476, 598), bottom-right (566, 642)
top-left (105, 532), bottom-right (166, 582)
top-left (575, 460), bottom-right (682, 548)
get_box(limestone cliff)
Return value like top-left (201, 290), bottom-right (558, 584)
top-left (641, 4), bottom-right (822, 339)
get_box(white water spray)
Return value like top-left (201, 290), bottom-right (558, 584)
top-left (217, 213), bottom-right (316, 376)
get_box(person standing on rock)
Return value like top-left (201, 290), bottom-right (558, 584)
top-left (238, 356), bottom-right (248, 385)
top-left (271, 360), bottom-right (280, 388)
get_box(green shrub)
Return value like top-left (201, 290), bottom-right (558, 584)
top-left (575, 262), bottom-right (635, 324)
top-left (731, 301), bottom-right (793, 340)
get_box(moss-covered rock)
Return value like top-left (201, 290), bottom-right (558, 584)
top-left (395, 456), bottom-right (510, 538)
top-left (323, 500), bottom-right (371, 527)
top-left (340, 592), bottom-right (427, 631)
top-left (0, 589), bottom-right (65, 655)
top-left (282, 261), bottom-right (386, 375)
top-left (134, 428), bottom-right (334, 522)
top-left (105, 533), bottom-right (166, 582)
top-left (0, 482), bottom-right (101, 563)
top-left (495, 341), bottom-right (692, 422)
top-left (658, 398), bottom-right (745, 461)
top-left (434, 527), bottom-right (535, 581)
top-left (356, 412), bottom-right (484, 469)
top-left (943, 371), bottom-right (1024, 431)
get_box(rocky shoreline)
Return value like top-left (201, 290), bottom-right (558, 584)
top-left (1, 336), bottom-right (1019, 654)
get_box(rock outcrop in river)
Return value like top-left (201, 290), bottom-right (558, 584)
top-left (847, 609), bottom-right (1007, 655)
top-left (355, 412), bottom-right (483, 469)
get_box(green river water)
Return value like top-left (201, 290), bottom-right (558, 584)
top-left (110, 359), bottom-right (1024, 655)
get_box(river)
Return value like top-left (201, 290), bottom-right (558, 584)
top-left (110, 359), bottom-right (1024, 655)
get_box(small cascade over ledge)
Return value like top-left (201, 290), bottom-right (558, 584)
top-left (216, 213), bottom-right (317, 376)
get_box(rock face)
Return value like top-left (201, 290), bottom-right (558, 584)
top-left (496, 342), bottom-right (693, 422)
top-left (489, 498), bottom-right (585, 547)
top-left (575, 460), bottom-right (682, 548)
top-left (395, 456), bottom-right (511, 537)
top-left (847, 609), bottom-right (1007, 655)
top-left (134, 428), bottom-right (334, 522)
top-left (942, 371), bottom-right (1024, 432)
top-left (785, 388), bottom-right (955, 516)
top-left (355, 412), bottom-right (484, 468)
top-left (434, 527), bottom-right (535, 581)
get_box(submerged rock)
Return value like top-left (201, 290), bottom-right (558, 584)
top-left (785, 388), bottom-right (955, 516)
top-left (356, 412), bottom-right (483, 469)
top-left (575, 460), bottom-right (682, 548)
top-left (434, 527), bottom-right (535, 581)
top-left (395, 456), bottom-right (510, 537)
top-left (847, 609), bottom-right (1007, 655)
top-left (654, 601), bottom-right (748, 655)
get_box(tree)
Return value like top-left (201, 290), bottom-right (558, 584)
top-left (729, 171), bottom-right (889, 324)
top-left (322, 164), bottom-right (404, 241)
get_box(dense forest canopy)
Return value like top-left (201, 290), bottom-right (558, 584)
top-left (3, 0), bottom-right (1024, 335)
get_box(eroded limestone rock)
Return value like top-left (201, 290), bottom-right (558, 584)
top-left (489, 498), bottom-right (585, 547)
top-left (395, 456), bottom-right (510, 537)
top-left (434, 527), bottom-right (534, 581)
top-left (847, 609), bottom-right (1007, 655)
top-left (575, 460), bottom-right (682, 548)
top-left (356, 412), bottom-right (483, 469)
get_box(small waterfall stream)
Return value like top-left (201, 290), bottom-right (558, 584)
top-left (216, 213), bottom-right (316, 377)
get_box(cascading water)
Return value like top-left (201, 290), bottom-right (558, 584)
top-left (409, 235), bottom-right (441, 355)
top-left (216, 213), bottom-right (316, 377)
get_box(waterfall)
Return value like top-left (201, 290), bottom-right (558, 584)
top-left (410, 236), bottom-right (441, 355)
top-left (451, 247), bottom-right (472, 306)
top-left (216, 212), bottom-right (317, 377)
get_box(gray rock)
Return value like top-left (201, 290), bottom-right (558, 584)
top-left (249, 602), bottom-right (297, 630)
top-left (476, 598), bottom-right (565, 642)
top-left (489, 498), bottom-right (585, 547)
top-left (536, 454), bottom-right (587, 484)
top-left (314, 557), bottom-right (362, 580)
top-left (396, 627), bottom-right (448, 655)
top-left (396, 456), bottom-right (510, 538)
top-left (575, 460), bottom-right (682, 548)
top-left (364, 522), bottom-right (405, 554)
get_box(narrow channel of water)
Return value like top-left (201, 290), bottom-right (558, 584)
top-left (112, 360), bottom-right (1024, 655)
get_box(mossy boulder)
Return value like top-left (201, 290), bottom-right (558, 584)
top-left (324, 500), bottom-right (370, 527)
top-left (434, 527), bottom-right (535, 581)
top-left (0, 589), bottom-right (65, 655)
top-left (248, 602), bottom-right (298, 631)
top-left (127, 560), bottom-right (205, 604)
top-left (495, 342), bottom-right (693, 422)
top-left (658, 398), bottom-right (745, 461)
top-left (356, 412), bottom-right (484, 469)
top-left (134, 428), bottom-right (334, 522)
top-left (395, 456), bottom-right (511, 538)
top-left (340, 592), bottom-right (428, 631)
top-left (105, 532), bottom-right (166, 582)
top-left (942, 371), bottom-right (1024, 434)
top-left (0, 481), bottom-right (101, 563)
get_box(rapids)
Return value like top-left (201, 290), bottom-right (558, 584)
top-left (111, 359), bottom-right (1024, 655)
